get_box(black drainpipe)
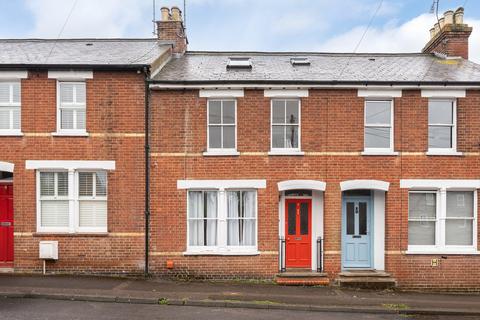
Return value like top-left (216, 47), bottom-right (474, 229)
top-left (144, 68), bottom-right (151, 277)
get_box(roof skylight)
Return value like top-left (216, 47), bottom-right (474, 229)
top-left (290, 57), bottom-right (311, 66)
top-left (227, 57), bottom-right (252, 69)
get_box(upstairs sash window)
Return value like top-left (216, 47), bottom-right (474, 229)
top-left (0, 82), bottom-right (21, 133)
top-left (271, 99), bottom-right (300, 150)
top-left (58, 82), bottom-right (86, 133)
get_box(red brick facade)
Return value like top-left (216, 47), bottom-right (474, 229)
top-left (2, 71), bottom-right (146, 274)
top-left (149, 89), bottom-right (480, 290)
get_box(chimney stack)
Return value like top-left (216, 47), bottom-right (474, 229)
top-left (422, 7), bottom-right (472, 59)
top-left (156, 6), bottom-right (187, 55)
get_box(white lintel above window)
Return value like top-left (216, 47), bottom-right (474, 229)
top-left (177, 179), bottom-right (266, 190)
top-left (264, 89), bottom-right (309, 98)
top-left (48, 70), bottom-right (93, 81)
top-left (357, 89), bottom-right (402, 98)
top-left (400, 179), bottom-right (480, 190)
top-left (0, 71), bottom-right (28, 80)
top-left (26, 160), bottom-right (116, 171)
top-left (421, 89), bottom-right (466, 98)
top-left (199, 89), bottom-right (244, 98)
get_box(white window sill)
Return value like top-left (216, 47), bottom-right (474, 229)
top-left (268, 150), bottom-right (304, 156)
top-left (0, 131), bottom-right (23, 137)
top-left (35, 232), bottom-right (108, 236)
top-left (362, 150), bottom-right (398, 156)
top-left (51, 132), bottom-right (89, 137)
top-left (184, 248), bottom-right (259, 256)
top-left (426, 150), bottom-right (463, 156)
top-left (406, 247), bottom-right (479, 255)
top-left (203, 150), bottom-right (240, 157)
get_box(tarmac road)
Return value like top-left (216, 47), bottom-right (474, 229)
top-left (0, 297), bottom-right (478, 320)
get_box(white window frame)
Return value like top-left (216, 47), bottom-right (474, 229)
top-left (36, 169), bottom-right (108, 234)
top-left (54, 81), bottom-right (88, 136)
top-left (76, 171), bottom-right (108, 233)
top-left (184, 181), bottom-right (259, 255)
top-left (37, 171), bottom-right (71, 233)
top-left (205, 99), bottom-right (238, 156)
top-left (269, 98), bottom-right (303, 155)
top-left (407, 188), bottom-right (478, 254)
top-left (363, 99), bottom-right (395, 155)
top-left (0, 81), bottom-right (22, 136)
top-left (427, 99), bottom-right (458, 155)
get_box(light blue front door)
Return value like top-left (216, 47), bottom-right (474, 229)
top-left (342, 197), bottom-right (372, 269)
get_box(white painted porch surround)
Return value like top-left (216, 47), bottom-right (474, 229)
top-left (0, 161), bottom-right (14, 173)
top-left (278, 180), bottom-right (325, 271)
top-left (341, 180), bottom-right (389, 271)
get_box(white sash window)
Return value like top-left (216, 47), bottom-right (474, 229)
top-left (180, 180), bottom-right (265, 255)
top-left (37, 169), bottom-right (108, 233)
top-left (428, 99), bottom-right (457, 154)
top-left (187, 189), bottom-right (257, 254)
top-left (0, 82), bottom-right (21, 135)
top-left (407, 188), bottom-right (477, 253)
top-left (364, 100), bottom-right (394, 153)
top-left (78, 172), bottom-right (108, 232)
top-left (207, 99), bottom-right (236, 152)
top-left (271, 99), bottom-right (300, 151)
top-left (57, 82), bottom-right (87, 135)
top-left (39, 172), bottom-right (70, 231)
top-left (227, 191), bottom-right (256, 246)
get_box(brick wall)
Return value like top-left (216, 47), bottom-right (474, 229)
top-left (3, 71), bottom-right (146, 275)
top-left (150, 88), bottom-right (480, 289)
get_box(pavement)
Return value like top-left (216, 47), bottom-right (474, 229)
top-left (0, 274), bottom-right (479, 316)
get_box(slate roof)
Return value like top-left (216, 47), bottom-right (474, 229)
top-left (152, 52), bottom-right (480, 84)
top-left (0, 39), bottom-right (171, 67)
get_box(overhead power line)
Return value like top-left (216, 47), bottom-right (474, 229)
top-left (337, 0), bottom-right (384, 79)
top-left (44, 0), bottom-right (79, 63)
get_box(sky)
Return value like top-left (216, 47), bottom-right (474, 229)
top-left (0, 0), bottom-right (478, 62)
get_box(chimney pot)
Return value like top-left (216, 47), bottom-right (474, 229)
top-left (438, 17), bottom-right (445, 29)
top-left (160, 7), bottom-right (170, 21)
top-left (454, 7), bottom-right (464, 24)
top-left (429, 28), bottom-right (436, 39)
top-left (434, 22), bottom-right (440, 35)
top-left (171, 6), bottom-right (182, 22)
top-left (444, 10), bottom-right (454, 25)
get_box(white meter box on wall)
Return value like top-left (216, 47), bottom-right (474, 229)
top-left (39, 241), bottom-right (58, 260)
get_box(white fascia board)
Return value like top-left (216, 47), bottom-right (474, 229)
top-left (264, 89), bottom-right (309, 98)
top-left (0, 71), bottom-right (28, 79)
top-left (26, 160), bottom-right (115, 171)
top-left (340, 180), bottom-right (390, 192)
top-left (357, 89), bottom-right (402, 98)
top-left (0, 161), bottom-right (15, 173)
top-left (400, 179), bottom-right (480, 189)
top-left (199, 89), bottom-right (244, 98)
top-left (278, 180), bottom-right (326, 192)
top-left (421, 89), bottom-right (466, 98)
top-left (177, 180), bottom-right (266, 190)
top-left (48, 70), bottom-right (93, 80)
top-left (152, 84), bottom-right (480, 90)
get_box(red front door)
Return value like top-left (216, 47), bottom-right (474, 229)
top-left (285, 199), bottom-right (311, 268)
top-left (0, 184), bottom-right (14, 265)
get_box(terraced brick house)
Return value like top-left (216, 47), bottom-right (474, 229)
top-left (0, 38), bottom-right (171, 274)
top-left (148, 7), bottom-right (480, 290)
top-left (1, 5), bottom-right (480, 291)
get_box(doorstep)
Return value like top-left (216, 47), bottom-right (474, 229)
top-left (336, 270), bottom-right (396, 289)
top-left (275, 269), bottom-right (329, 286)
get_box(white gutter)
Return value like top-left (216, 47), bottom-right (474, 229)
top-left (150, 83), bottom-right (480, 90)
